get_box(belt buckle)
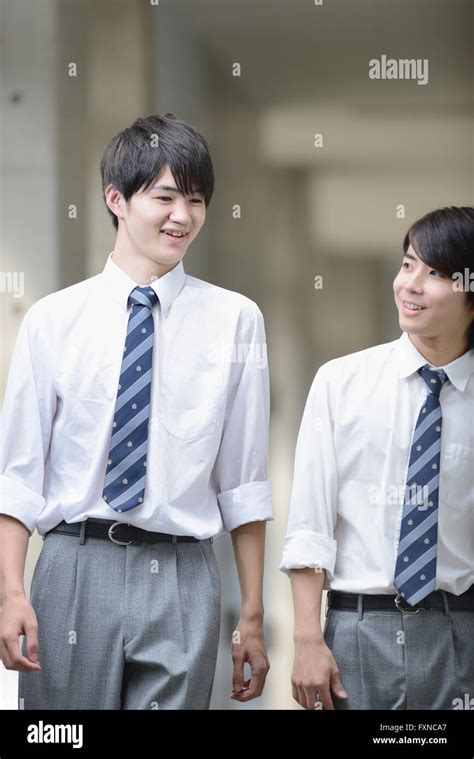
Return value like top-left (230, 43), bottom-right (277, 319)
top-left (108, 521), bottom-right (133, 546)
top-left (395, 592), bottom-right (420, 614)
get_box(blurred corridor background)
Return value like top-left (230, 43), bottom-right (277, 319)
top-left (1, 0), bottom-right (473, 709)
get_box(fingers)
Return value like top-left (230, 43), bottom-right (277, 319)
top-left (291, 681), bottom-right (299, 704)
top-left (330, 668), bottom-right (348, 703)
top-left (231, 660), bottom-right (269, 702)
top-left (230, 677), bottom-right (251, 699)
top-left (1, 610), bottom-right (42, 673)
top-left (2, 635), bottom-right (41, 673)
top-left (230, 648), bottom-right (246, 697)
top-left (317, 682), bottom-right (335, 710)
top-left (292, 667), bottom-right (345, 710)
top-left (25, 621), bottom-right (40, 662)
top-left (302, 684), bottom-right (319, 711)
top-left (292, 684), bottom-right (331, 710)
top-left (230, 648), bottom-right (270, 702)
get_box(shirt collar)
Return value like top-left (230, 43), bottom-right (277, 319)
top-left (397, 331), bottom-right (474, 392)
top-left (102, 252), bottom-right (186, 314)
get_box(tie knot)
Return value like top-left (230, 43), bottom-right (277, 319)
top-left (128, 286), bottom-right (158, 310)
top-left (418, 365), bottom-right (447, 397)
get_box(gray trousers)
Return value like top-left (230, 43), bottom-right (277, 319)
top-left (323, 599), bottom-right (474, 709)
top-left (19, 528), bottom-right (221, 710)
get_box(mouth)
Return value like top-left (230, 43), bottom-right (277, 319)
top-left (160, 230), bottom-right (189, 243)
top-left (401, 300), bottom-right (427, 316)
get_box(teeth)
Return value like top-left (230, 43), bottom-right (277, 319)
top-left (164, 231), bottom-right (186, 237)
top-left (404, 302), bottom-right (423, 311)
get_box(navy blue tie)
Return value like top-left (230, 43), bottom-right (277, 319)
top-left (394, 366), bottom-right (447, 605)
top-left (102, 286), bottom-right (158, 513)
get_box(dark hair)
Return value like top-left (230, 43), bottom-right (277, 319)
top-left (403, 206), bottom-right (474, 349)
top-left (100, 113), bottom-right (215, 230)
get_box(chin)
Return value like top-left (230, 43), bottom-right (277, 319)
top-left (401, 319), bottom-right (421, 334)
top-left (152, 250), bottom-right (183, 264)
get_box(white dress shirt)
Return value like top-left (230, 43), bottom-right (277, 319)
top-left (280, 332), bottom-right (474, 596)
top-left (0, 253), bottom-right (273, 538)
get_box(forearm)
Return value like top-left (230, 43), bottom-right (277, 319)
top-left (230, 520), bottom-right (266, 619)
top-left (0, 515), bottom-right (29, 603)
top-left (290, 567), bottom-right (326, 642)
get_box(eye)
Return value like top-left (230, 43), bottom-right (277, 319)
top-left (430, 270), bottom-right (445, 278)
top-left (402, 261), bottom-right (412, 269)
top-left (156, 196), bottom-right (172, 202)
top-left (190, 198), bottom-right (203, 204)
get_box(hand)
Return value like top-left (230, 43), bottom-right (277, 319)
top-left (230, 616), bottom-right (270, 702)
top-left (292, 636), bottom-right (347, 710)
top-left (0, 594), bottom-right (42, 673)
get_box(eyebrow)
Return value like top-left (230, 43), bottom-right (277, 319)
top-left (151, 183), bottom-right (202, 195)
top-left (403, 251), bottom-right (416, 260)
top-left (152, 184), bottom-right (180, 192)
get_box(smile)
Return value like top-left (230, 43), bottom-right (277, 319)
top-left (161, 230), bottom-right (189, 238)
top-left (403, 301), bottom-right (426, 311)
top-left (401, 300), bottom-right (427, 316)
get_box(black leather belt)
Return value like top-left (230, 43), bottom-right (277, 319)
top-left (43, 518), bottom-right (203, 546)
top-left (327, 586), bottom-right (474, 614)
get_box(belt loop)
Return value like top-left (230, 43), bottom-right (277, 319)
top-left (79, 521), bottom-right (87, 545)
top-left (357, 593), bottom-right (363, 621)
top-left (171, 535), bottom-right (178, 545)
top-left (440, 589), bottom-right (450, 617)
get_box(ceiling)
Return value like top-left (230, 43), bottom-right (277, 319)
top-left (177, 0), bottom-right (473, 112)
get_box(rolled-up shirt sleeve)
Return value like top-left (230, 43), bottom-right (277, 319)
top-left (279, 361), bottom-right (338, 581)
top-left (215, 302), bottom-right (274, 532)
top-left (0, 306), bottom-right (57, 535)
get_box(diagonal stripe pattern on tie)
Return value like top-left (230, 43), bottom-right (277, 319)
top-left (394, 365), bottom-right (448, 606)
top-left (102, 285), bottom-right (158, 513)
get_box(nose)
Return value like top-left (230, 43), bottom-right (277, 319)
top-left (169, 200), bottom-right (192, 225)
top-left (405, 268), bottom-right (424, 292)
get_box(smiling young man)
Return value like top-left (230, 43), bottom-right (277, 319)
top-left (280, 206), bottom-right (474, 710)
top-left (0, 113), bottom-right (273, 709)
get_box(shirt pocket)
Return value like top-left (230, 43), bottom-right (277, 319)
top-left (159, 367), bottom-right (224, 441)
top-left (440, 443), bottom-right (474, 509)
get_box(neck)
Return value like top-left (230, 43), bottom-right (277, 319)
top-left (111, 239), bottom-right (179, 284)
top-left (408, 333), bottom-right (469, 367)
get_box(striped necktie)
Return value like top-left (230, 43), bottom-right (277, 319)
top-left (102, 285), bottom-right (158, 513)
top-left (394, 365), bottom-right (448, 606)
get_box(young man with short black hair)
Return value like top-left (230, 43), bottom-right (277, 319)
top-left (0, 113), bottom-right (273, 710)
top-left (281, 206), bottom-right (474, 710)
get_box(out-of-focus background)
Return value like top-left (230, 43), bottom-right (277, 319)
top-left (0, 0), bottom-right (472, 709)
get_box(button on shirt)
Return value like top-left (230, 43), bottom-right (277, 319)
top-left (279, 332), bottom-right (474, 596)
top-left (0, 253), bottom-right (274, 537)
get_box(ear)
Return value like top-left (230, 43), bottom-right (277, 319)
top-left (104, 184), bottom-right (125, 224)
